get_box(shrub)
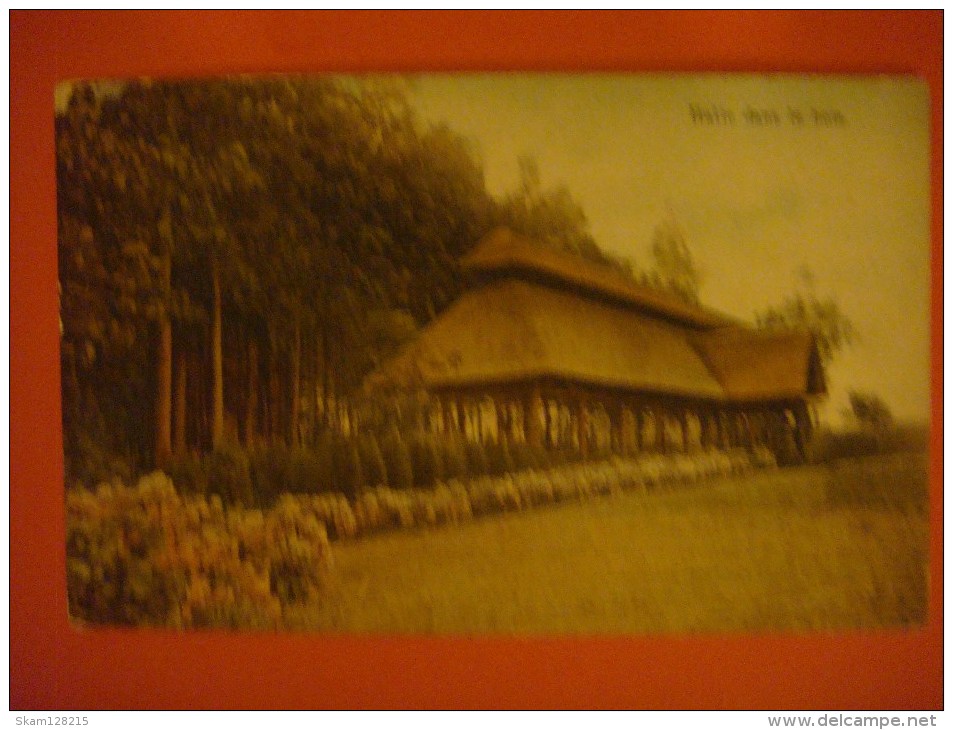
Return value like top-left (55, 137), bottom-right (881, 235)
top-left (380, 431), bottom-right (414, 490)
top-left (65, 472), bottom-right (332, 630)
top-left (484, 439), bottom-right (515, 476)
top-left (66, 478), bottom-right (180, 626)
top-left (464, 440), bottom-right (489, 477)
top-left (268, 496), bottom-right (337, 598)
top-left (545, 447), bottom-right (576, 468)
top-left (763, 416), bottom-right (803, 467)
top-left (809, 425), bottom-right (929, 464)
top-left (358, 434), bottom-right (388, 487)
top-left (65, 432), bottom-right (137, 490)
top-left (440, 436), bottom-right (469, 481)
top-left (509, 441), bottom-right (549, 472)
top-left (334, 440), bottom-right (365, 498)
top-left (166, 447), bottom-right (255, 506)
top-left (293, 493), bottom-right (358, 540)
top-left (248, 444), bottom-right (291, 507)
top-left (166, 453), bottom-right (209, 497)
top-left (408, 434), bottom-right (444, 487)
top-left (283, 447), bottom-right (331, 495)
top-left (205, 446), bottom-right (255, 506)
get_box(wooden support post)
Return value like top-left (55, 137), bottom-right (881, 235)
top-left (640, 409), bottom-right (649, 452)
top-left (745, 411), bottom-right (754, 447)
top-left (717, 411), bottom-right (728, 449)
top-left (742, 413), bottom-right (753, 447)
top-left (751, 410), bottom-right (764, 447)
top-left (543, 398), bottom-right (553, 448)
top-left (524, 386), bottom-right (544, 448)
top-left (556, 403), bottom-right (567, 449)
top-left (619, 407), bottom-right (632, 457)
top-left (632, 405), bottom-right (645, 452)
top-left (688, 410), bottom-right (701, 451)
top-left (725, 412), bottom-right (737, 448)
top-left (605, 404), bottom-right (619, 456)
top-left (576, 397), bottom-right (589, 459)
top-left (793, 401), bottom-right (813, 442)
top-left (441, 397), bottom-right (455, 435)
top-left (764, 408), bottom-right (783, 457)
top-left (495, 398), bottom-right (507, 443)
top-left (456, 396), bottom-right (467, 436)
top-left (710, 411), bottom-right (720, 448)
top-left (792, 401), bottom-right (812, 461)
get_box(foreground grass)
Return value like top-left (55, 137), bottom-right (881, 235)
top-left (293, 452), bottom-right (928, 634)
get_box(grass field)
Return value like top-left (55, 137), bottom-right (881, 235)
top-left (292, 451), bottom-right (929, 634)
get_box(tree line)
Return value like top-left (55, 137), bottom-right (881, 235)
top-left (58, 76), bottom-right (658, 485)
top-left (57, 75), bottom-right (858, 489)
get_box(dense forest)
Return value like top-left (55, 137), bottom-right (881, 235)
top-left (57, 76), bottom-right (638, 490)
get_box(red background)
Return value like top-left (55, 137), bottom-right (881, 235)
top-left (10, 11), bottom-right (943, 710)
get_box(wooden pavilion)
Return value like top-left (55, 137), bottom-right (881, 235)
top-left (364, 228), bottom-right (826, 463)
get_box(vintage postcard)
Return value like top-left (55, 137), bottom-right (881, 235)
top-left (57, 73), bottom-right (930, 633)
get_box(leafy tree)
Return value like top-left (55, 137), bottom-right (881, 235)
top-left (57, 74), bottom-right (501, 483)
top-left (57, 82), bottom-right (182, 471)
top-left (755, 268), bottom-right (856, 365)
top-left (493, 155), bottom-right (650, 283)
top-left (648, 215), bottom-right (701, 303)
top-left (845, 391), bottom-right (893, 431)
top-left (496, 155), bottom-right (607, 265)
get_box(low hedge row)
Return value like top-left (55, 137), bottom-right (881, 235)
top-left (67, 448), bottom-right (774, 627)
top-left (165, 434), bottom-right (577, 508)
top-left (281, 447), bottom-right (775, 539)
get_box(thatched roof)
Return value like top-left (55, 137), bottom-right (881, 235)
top-left (462, 227), bottom-right (734, 329)
top-left (364, 278), bottom-right (819, 402)
top-left (691, 328), bottom-right (826, 402)
top-left (364, 229), bottom-right (824, 405)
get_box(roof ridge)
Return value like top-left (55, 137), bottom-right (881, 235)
top-left (463, 227), bottom-right (736, 329)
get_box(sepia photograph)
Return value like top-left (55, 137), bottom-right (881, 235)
top-left (57, 73), bottom-right (930, 635)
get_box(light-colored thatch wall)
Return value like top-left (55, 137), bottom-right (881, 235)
top-left (366, 279), bottom-right (725, 398)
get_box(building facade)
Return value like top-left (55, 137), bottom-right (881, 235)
top-left (365, 228), bottom-right (826, 463)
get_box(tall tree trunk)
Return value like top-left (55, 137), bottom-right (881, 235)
top-left (290, 317), bottom-right (301, 445)
top-left (173, 347), bottom-right (188, 455)
top-left (211, 258), bottom-right (225, 449)
top-left (155, 250), bottom-right (173, 466)
top-left (245, 339), bottom-right (258, 447)
top-left (321, 327), bottom-right (331, 428)
top-left (190, 350), bottom-right (208, 451)
top-left (269, 353), bottom-right (282, 444)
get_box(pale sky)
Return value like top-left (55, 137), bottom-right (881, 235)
top-left (408, 74), bottom-right (932, 424)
